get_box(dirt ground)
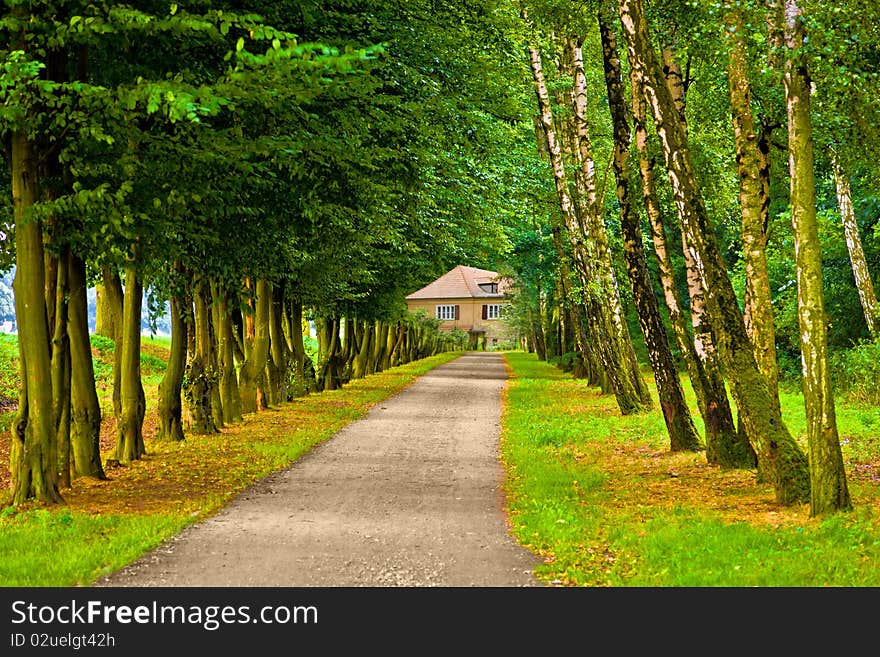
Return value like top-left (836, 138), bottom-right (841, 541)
top-left (94, 352), bottom-right (541, 587)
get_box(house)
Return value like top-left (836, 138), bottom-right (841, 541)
top-left (405, 265), bottom-right (513, 349)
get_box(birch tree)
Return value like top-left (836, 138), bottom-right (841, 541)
top-left (617, 0), bottom-right (810, 504)
top-left (598, 7), bottom-right (700, 451)
top-left (782, 0), bottom-right (850, 515)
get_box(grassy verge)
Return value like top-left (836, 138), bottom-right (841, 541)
top-left (499, 352), bottom-right (880, 586)
top-left (0, 351), bottom-right (461, 586)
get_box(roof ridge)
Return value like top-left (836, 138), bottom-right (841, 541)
top-left (404, 265), bottom-right (510, 300)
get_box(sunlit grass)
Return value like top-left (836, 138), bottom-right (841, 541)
top-left (500, 351), bottom-right (880, 586)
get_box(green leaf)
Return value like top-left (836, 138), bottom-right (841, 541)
top-left (236, 37), bottom-right (245, 52)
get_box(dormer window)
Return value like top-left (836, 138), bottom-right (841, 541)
top-left (478, 282), bottom-right (498, 294)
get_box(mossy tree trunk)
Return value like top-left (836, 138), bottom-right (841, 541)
top-left (68, 253), bottom-right (106, 478)
top-left (341, 316), bottom-right (356, 383)
top-left (371, 321), bottom-right (388, 374)
top-left (353, 319), bottom-right (374, 379)
top-left (529, 302), bottom-right (548, 361)
top-left (9, 130), bottom-right (63, 505)
top-left (618, 0), bottom-right (809, 504)
top-left (316, 316), bottom-right (339, 390)
top-left (238, 278), bottom-right (271, 413)
top-left (205, 286), bottom-right (224, 430)
top-left (184, 279), bottom-right (219, 434)
top-left (158, 291), bottom-right (187, 441)
top-left (50, 247), bottom-right (72, 488)
top-left (631, 70), bottom-right (732, 451)
top-left (267, 282), bottom-right (291, 404)
top-left (97, 265), bottom-right (123, 342)
top-left (285, 299), bottom-right (313, 396)
top-left (599, 12), bottom-right (702, 452)
top-left (183, 279), bottom-right (219, 435)
top-left (631, 34), bottom-right (748, 467)
top-left (213, 283), bottom-right (242, 423)
top-left (114, 262), bottom-right (146, 464)
top-left (389, 324), bottom-right (406, 368)
top-left (538, 47), bottom-right (608, 390)
top-left (783, 0), bottom-right (851, 515)
top-left (532, 47), bottom-right (605, 387)
top-left (381, 320), bottom-right (397, 370)
top-left (724, 0), bottom-right (781, 416)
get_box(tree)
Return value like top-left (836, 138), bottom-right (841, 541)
top-left (617, 0), bottom-right (810, 504)
top-left (831, 154), bottom-right (880, 338)
top-left (781, 0), bottom-right (850, 515)
top-left (723, 0), bottom-right (781, 415)
top-left (598, 6), bottom-right (701, 451)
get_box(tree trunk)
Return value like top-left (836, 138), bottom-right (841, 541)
top-left (530, 36), bottom-right (604, 385)
top-left (9, 130), bottom-right (63, 505)
top-left (268, 284), bottom-right (291, 404)
top-left (529, 42), bottom-right (645, 413)
top-left (832, 155), bottom-right (880, 338)
top-left (158, 292), bottom-right (187, 441)
top-left (317, 316), bottom-right (341, 390)
top-left (599, 12), bottom-right (701, 451)
top-left (567, 35), bottom-right (651, 408)
top-left (371, 321), bottom-right (388, 374)
top-left (68, 253), bottom-right (105, 479)
top-left (183, 280), bottom-right (218, 434)
top-left (50, 248), bottom-right (72, 488)
top-left (205, 285), bottom-right (224, 429)
top-left (341, 316), bottom-right (356, 383)
top-left (630, 68), bottom-right (741, 458)
top-left (285, 299), bottom-right (313, 396)
top-left (213, 284), bottom-right (242, 422)
top-left (389, 324), bottom-right (406, 367)
top-left (661, 42), bottom-right (688, 133)
top-left (353, 319), bottom-right (374, 379)
top-left (97, 265), bottom-right (123, 342)
top-left (238, 279), bottom-right (271, 413)
top-left (660, 38), bottom-right (749, 460)
top-left (114, 263), bottom-right (146, 464)
top-left (725, 0), bottom-right (781, 415)
top-left (530, 301), bottom-right (548, 361)
top-left (783, 0), bottom-right (851, 515)
top-left (618, 0), bottom-right (810, 503)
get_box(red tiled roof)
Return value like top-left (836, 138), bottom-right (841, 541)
top-left (405, 265), bottom-right (511, 300)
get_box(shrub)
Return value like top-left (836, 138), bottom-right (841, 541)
top-left (830, 339), bottom-right (880, 405)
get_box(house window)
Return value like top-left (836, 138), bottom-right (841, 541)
top-left (485, 304), bottom-right (502, 320)
top-left (436, 304), bottom-right (457, 320)
top-left (478, 282), bottom-right (498, 294)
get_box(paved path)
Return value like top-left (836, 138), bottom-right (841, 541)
top-left (96, 352), bottom-right (540, 587)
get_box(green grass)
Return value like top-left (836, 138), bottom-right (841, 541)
top-left (142, 334), bottom-right (173, 351)
top-left (0, 507), bottom-right (186, 587)
top-left (500, 351), bottom-right (880, 586)
top-left (610, 508), bottom-right (880, 586)
top-left (0, 333), bottom-right (19, 400)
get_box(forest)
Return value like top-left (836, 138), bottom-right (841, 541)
top-left (2, 0), bottom-right (879, 533)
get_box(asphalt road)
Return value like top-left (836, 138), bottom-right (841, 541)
top-left (94, 352), bottom-right (540, 587)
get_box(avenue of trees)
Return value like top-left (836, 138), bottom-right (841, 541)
top-left (1, 1), bottom-right (517, 507)
top-left (508, 0), bottom-right (880, 517)
top-left (3, 1), bottom-right (878, 519)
